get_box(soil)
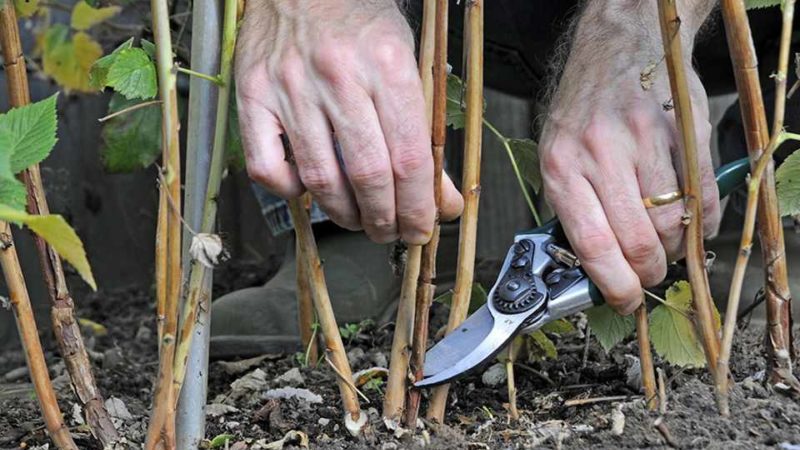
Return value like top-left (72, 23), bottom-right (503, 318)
top-left (2, 260), bottom-right (800, 450)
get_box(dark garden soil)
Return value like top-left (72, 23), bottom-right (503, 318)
top-left (2, 260), bottom-right (800, 450)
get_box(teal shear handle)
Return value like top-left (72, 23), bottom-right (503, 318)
top-left (521, 157), bottom-right (751, 238)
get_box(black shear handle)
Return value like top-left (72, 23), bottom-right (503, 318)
top-left (519, 157), bottom-right (751, 306)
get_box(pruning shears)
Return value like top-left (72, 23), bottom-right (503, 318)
top-left (415, 157), bottom-right (751, 387)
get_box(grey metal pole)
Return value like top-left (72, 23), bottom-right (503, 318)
top-left (176, 0), bottom-right (221, 445)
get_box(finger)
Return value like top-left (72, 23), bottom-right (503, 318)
top-left (371, 63), bottom-right (436, 244)
top-left (327, 88), bottom-right (398, 243)
top-left (629, 112), bottom-right (686, 262)
top-left (237, 88), bottom-right (303, 198)
top-left (439, 172), bottom-right (464, 222)
top-left (583, 122), bottom-right (667, 288)
top-left (543, 167), bottom-right (643, 315)
top-left (276, 64), bottom-right (361, 231)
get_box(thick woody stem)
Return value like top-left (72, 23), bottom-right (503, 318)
top-left (656, 0), bottom-right (720, 380)
top-left (635, 305), bottom-right (658, 411)
top-left (288, 198), bottom-right (364, 433)
top-left (145, 0), bottom-right (184, 443)
top-left (0, 225), bottom-right (78, 450)
top-left (384, 0), bottom-right (441, 424)
top-left (405, 0), bottom-right (448, 427)
top-left (426, 0), bottom-right (484, 423)
top-left (0, 4), bottom-right (119, 446)
top-left (297, 195), bottom-right (318, 364)
top-left (717, 0), bottom-right (797, 416)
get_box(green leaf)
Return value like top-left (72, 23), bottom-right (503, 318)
top-left (141, 38), bottom-right (157, 60)
top-left (209, 434), bottom-right (234, 449)
top-left (586, 304), bottom-right (635, 351)
top-left (745, 0), bottom-right (781, 9)
top-left (105, 48), bottom-right (157, 100)
top-left (100, 94), bottom-right (162, 172)
top-left (70, 1), bottom-right (121, 31)
top-left (776, 149), bottom-right (800, 216)
top-left (541, 318), bottom-right (575, 334)
top-left (0, 94), bottom-right (58, 174)
top-left (649, 281), bottom-right (707, 368)
top-left (0, 141), bottom-right (27, 211)
top-left (89, 37), bottom-right (135, 90)
top-left (528, 330), bottom-right (557, 360)
top-left (40, 27), bottom-right (104, 93)
top-left (0, 204), bottom-right (96, 290)
top-left (226, 92), bottom-right (245, 171)
top-left (434, 282), bottom-right (488, 315)
top-left (445, 74), bottom-right (486, 130)
top-left (507, 138), bottom-right (541, 193)
top-left (14, 0), bottom-right (40, 18)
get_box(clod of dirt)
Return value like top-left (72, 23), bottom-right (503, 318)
top-left (347, 348), bottom-right (367, 367)
top-left (610, 404), bottom-right (625, 436)
top-left (273, 368), bottom-right (304, 386)
top-left (481, 363), bottom-right (506, 387)
top-left (206, 403), bottom-right (239, 418)
top-left (624, 354), bottom-right (642, 391)
top-left (227, 369), bottom-right (268, 405)
top-left (217, 354), bottom-right (279, 375)
top-left (3, 366), bottom-right (27, 382)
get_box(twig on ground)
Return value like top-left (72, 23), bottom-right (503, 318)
top-left (427, 0), bottom-right (484, 423)
top-left (657, 367), bottom-right (668, 415)
top-left (563, 395), bottom-right (638, 407)
top-left (0, 4), bottom-right (119, 446)
top-left (505, 344), bottom-right (520, 421)
top-left (653, 417), bottom-right (680, 448)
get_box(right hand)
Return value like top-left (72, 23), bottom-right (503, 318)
top-left (235, 0), bottom-right (463, 245)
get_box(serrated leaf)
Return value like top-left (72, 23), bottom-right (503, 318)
top-left (141, 38), bottom-right (157, 60)
top-left (435, 282), bottom-right (487, 315)
top-left (100, 94), bottom-right (162, 172)
top-left (71, 1), bottom-right (121, 31)
top-left (528, 330), bottom-right (558, 360)
top-left (41, 28), bottom-right (103, 93)
top-left (776, 149), bottom-right (800, 216)
top-left (105, 48), bottom-right (157, 100)
top-left (0, 137), bottom-right (27, 211)
top-left (445, 74), bottom-right (486, 130)
top-left (14, 0), bottom-right (41, 18)
top-left (0, 94), bottom-right (58, 174)
top-left (507, 138), bottom-right (541, 193)
top-left (745, 0), bottom-right (781, 8)
top-left (89, 37), bottom-right (134, 90)
top-left (649, 281), bottom-right (707, 368)
top-left (541, 318), bottom-right (575, 334)
top-left (586, 304), bottom-right (635, 351)
top-left (0, 204), bottom-right (96, 290)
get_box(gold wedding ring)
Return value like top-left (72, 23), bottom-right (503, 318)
top-left (642, 190), bottom-right (683, 209)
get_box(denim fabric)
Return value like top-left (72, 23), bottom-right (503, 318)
top-left (252, 183), bottom-right (330, 235)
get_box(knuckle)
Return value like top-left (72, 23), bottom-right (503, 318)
top-left (392, 147), bottom-right (430, 182)
top-left (349, 162), bottom-right (392, 190)
top-left (312, 42), bottom-right (354, 84)
top-left (540, 147), bottom-right (573, 183)
top-left (626, 104), bottom-right (661, 137)
top-left (371, 37), bottom-right (413, 75)
top-left (399, 204), bottom-right (434, 233)
top-left (581, 118), bottom-right (616, 155)
top-left (274, 53), bottom-right (304, 89)
top-left (299, 166), bottom-right (335, 196)
top-left (623, 234), bottom-right (660, 266)
top-left (576, 230), bottom-right (617, 264)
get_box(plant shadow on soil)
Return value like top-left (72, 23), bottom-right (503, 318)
top-left (1, 260), bottom-right (800, 449)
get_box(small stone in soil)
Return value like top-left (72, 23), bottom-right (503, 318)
top-left (3, 366), bottom-right (27, 382)
top-left (318, 417), bottom-right (330, 426)
top-left (135, 326), bottom-right (152, 342)
top-left (481, 363), bottom-right (507, 387)
top-left (347, 347), bottom-right (367, 367)
top-left (103, 348), bottom-right (124, 370)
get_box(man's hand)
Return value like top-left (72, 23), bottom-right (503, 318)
top-left (235, 0), bottom-right (463, 244)
top-left (540, 2), bottom-right (719, 315)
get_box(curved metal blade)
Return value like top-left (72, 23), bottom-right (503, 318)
top-left (416, 305), bottom-right (535, 388)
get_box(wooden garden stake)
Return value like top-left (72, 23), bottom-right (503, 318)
top-left (656, 0), bottom-right (720, 379)
top-left (405, 0), bottom-right (449, 428)
top-left (0, 225), bottom-right (78, 450)
top-left (0, 4), bottom-right (119, 446)
top-left (717, 0), bottom-right (798, 415)
top-left (384, 0), bottom-right (441, 423)
top-left (427, 0), bottom-right (484, 423)
top-left (288, 198), bottom-right (366, 434)
top-left (145, 0), bottom-right (184, 443)
top-left (634, 305), bottom-right (657, 411)
top-left (297, 194), bottom-right (318, 364)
